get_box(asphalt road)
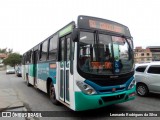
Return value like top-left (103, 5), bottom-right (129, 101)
top-left (0, 70), bottom-right (160, 120)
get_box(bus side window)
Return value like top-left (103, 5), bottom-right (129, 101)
top-left (49, 34), bottom-right (58, 60)
top-left (39, 41), bottom-right (48, 61)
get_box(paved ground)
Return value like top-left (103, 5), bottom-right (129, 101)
top-left (0, 88), bottom-right (27, 120)
top-left (0, 70), bottom-right (160, 120)
top-left (0, 71), bottom-right (30, 120)
top-left (0, 88), bottom-right (23, 110)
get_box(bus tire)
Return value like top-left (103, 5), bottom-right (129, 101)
top-left (49, 82), bottom-right (59, 105)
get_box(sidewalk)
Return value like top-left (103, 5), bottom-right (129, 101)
top-left (0, 88), bottom-right (27, 120)
top-left (0, 88), bottom-right (24, 110)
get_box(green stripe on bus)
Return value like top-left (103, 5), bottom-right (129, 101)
top-left (59, 24), bottom-right (73, 37)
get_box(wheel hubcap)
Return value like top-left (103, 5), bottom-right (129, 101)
top-left (137, 86), bottom-right (146, 95)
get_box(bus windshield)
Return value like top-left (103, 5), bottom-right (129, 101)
top-left (78, 31), bottom-right (133, 75)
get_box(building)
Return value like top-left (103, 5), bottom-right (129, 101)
top-left (147, 46), bottom-right (160, 61)
top-left (0, 53), bottom-right (8, 66)
top-left (0, 53), bottom-right (7, 59)
top-left (134, 46), bottom-right (152, 63)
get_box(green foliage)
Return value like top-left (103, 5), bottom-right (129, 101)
top-left (3, 53), bottom-right (22, 67)
top-left (0, 48), bottom-right (13, 53)
top-left (0, 48), bottom-right (7, 53)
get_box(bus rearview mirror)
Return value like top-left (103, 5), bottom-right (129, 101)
top-left (71, 28), bottom-right (78, 42)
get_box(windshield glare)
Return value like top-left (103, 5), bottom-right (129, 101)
top-left (78, 31), bottom-right (133, 75)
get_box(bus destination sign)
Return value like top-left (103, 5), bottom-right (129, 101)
top-left (78, 16), bottom-right (131, 37)
top-left (89, 19), bottom-right (124, 34)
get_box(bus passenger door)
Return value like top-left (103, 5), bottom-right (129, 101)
top-left (59, 35), bottom-right (71, 104)
top-left (33, 50), bottom-right (38, 87)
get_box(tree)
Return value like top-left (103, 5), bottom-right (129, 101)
top-left (0, 48), bottom-right (13, 54)
top-left (3, 53), bottom-right (22, 67)
top-left (8, 48), bottom-right (13, 54)
top-left (0, 48), bottom-right (7, 53)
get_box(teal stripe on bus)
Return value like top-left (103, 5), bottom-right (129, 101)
top-left (28, 64), bottom-right (35, 77)
top-left (37, 62), bottom-right (57, 84)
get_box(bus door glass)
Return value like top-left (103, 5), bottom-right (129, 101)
top-left (59, 35), bottom-right (71, 104)
top-left (33, 50), bottom-right (38, 87)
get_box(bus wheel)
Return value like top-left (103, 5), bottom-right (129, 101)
top-left (49, 82), bottom-right (59, 105)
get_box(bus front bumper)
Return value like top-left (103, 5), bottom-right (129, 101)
top-left (75, 87), bottom-right (136, 111)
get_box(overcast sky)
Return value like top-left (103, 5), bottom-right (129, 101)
top-left (0, 0), bottom-right (160, 54)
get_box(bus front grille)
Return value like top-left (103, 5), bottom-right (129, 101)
top-left (99, 87), bottom-right (125, 93)
top-left (101, 94), bottom-right (125, 102)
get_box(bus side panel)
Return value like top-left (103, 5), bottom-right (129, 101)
top-left (37, 63), bottom-right (49, 93)
top-left (22, 65), bottom-right (25, 80)
top-left (48, 63), bottom-right (57, 84)
top-left (54, 62), bottom-right (59, 101)
top-left (28, 64), bottom-right (34, 85)
top-left (48, 62), bottom-right (57, 98)
top-left (23, 64), bottom-right (29, 81)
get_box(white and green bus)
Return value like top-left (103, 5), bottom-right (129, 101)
top-left (22, 15), bottom-right (136, 111)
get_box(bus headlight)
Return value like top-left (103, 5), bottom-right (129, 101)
top-left (76, 81), bottom-right (97, 95)
top-left (128, 79), bottom-right (136, 90)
